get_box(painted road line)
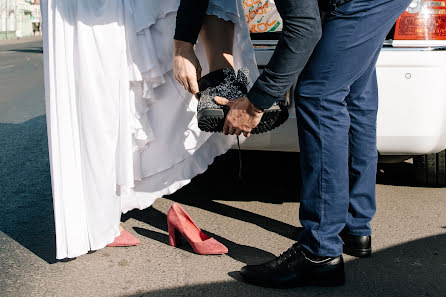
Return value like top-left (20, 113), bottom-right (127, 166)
top-left (0, 64), bottom-right (15, 70)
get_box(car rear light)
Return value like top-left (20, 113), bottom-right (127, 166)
top-left (393, 0), bottom-right (446, 47)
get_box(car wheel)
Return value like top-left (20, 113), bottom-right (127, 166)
top-left (413, 150), bottom-right (446, 187)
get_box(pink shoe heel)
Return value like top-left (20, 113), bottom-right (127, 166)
top-left (167, 202), bottom-right (228, 255)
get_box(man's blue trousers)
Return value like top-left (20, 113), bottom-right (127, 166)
top-left (296, 0), bottom-right (412, 257)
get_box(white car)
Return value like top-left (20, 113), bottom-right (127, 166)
top-left (238, 0), bottom-right (446, 187)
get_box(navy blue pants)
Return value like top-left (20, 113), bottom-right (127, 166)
top-left (296, 0), bottom-right (412, 257)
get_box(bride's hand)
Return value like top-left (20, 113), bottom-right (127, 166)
top-left (173, 40), bottom-right (202, 97)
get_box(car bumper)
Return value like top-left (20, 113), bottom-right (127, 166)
top-left (235, 46), bottom-right (446, 155)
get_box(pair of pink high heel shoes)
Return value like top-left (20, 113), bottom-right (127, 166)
top-left (108, 203), bottom-right (228, 255)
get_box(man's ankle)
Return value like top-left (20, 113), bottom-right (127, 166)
top-left (301, 247), bottom-right (336, 261)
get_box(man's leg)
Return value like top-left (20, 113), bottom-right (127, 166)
top-left (345, 67), bottom-right (379, 236)
top-left (240, 0), bottom-right (412, 287)
top-left (239, 0), bottom-right (413, 288)
top-left (296, 0), bottom-right (411, 257)
top-left (338, 63), bottom-right (380, 258)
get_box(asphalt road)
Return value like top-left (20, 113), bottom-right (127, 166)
top-left (0, 39), bottom-right (445, 297)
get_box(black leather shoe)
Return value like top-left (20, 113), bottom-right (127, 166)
top-left (340, 231), bottom-right (372, 258)
top-left (240, 243), bottom-right (345, 288)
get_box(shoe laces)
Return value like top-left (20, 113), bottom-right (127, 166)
top-left (198, 68), bottom-right (249, 181)
top-left (233, 69), bottom-right (249, 182)
top-left (277, 243), bottom-right (302, 265)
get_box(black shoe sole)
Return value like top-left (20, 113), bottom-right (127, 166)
top-left (197, 104), bottom-right (289, 134)
top-left (197, 109), bottom-right (225, 133)
top-left (343, 247), bottom-right (372, 258)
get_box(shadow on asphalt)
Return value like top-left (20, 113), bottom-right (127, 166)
top-left (376, 162), bottom-right (417, 187)
top-left (125, 150), bottom-right (422, 243)
top-left (0, 115), bottom-right (56, 263)
top-left (127, 203), bottom-right (277, 265)
top-left (376, 162), bottom-right (416, 187)
top-left (167, 150), bottom-right (301, 239)
top-left (9, 47), bottom-right (43, 54)
top-left (133, 226), bottom-right (276, 265)
top-left (122, 234), bottom-right (445, 297)
top-left (123, 150), bottom-right (303, 245)
top-left (0, 114), bottom-right (429, 265)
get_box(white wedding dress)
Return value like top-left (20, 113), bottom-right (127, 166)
top-left (41, 0), bottom-right (258, 260)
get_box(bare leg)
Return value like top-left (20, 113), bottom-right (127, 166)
top-left (173, 16), bottom-right (235, 94)
top-left (200, 15), bottom-right (235, 72)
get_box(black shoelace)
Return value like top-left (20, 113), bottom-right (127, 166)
top-left (237, 135), bottom-right (243, 181)
top-left (277, 244), bottom-right (300, 265)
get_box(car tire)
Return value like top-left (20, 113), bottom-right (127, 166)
top-left (413, 150), bottom-right (446, 187)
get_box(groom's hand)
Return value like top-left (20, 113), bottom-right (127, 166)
top-left (214, 96), bottom-right (263, 137)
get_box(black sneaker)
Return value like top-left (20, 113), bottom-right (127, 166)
top-left (240, 243), bottom-right (345, 288)
top-left (196, 68), bottom-right (288, 134)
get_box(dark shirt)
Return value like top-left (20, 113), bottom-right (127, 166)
top-left (174, 0), bottom-right (322, 110)
top-left (174, 0), bottom-right (209, 44)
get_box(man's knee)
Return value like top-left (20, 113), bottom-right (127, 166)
top-left (309, 20), bottom-right (322, 47)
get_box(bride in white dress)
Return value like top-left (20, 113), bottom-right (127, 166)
top-left (41, 0), bottom-right (258, 260)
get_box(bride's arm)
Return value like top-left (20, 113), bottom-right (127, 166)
top-left (173, 0), bottom-right (209, 96)
top-left (174, 0), bottom-right (209, 44)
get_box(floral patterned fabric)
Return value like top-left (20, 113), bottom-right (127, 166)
top-left (243, 0), bottom-right (283, 33)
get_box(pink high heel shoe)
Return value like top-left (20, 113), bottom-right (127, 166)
top-left (167, 202), bottom-right (228, 255)
top-left (107, 230), bottom-right (140, 247)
